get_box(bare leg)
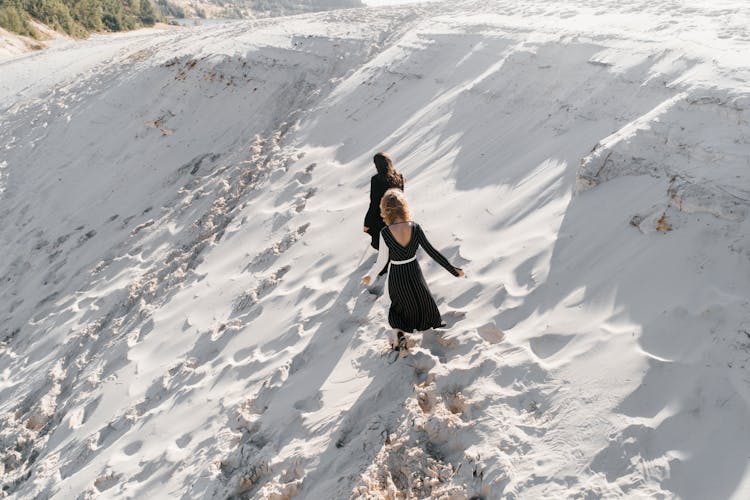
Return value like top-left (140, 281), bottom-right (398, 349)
top-left (391, 329), bottom-right (402, 349)
top-left (392, 329), bottom-right (409, 351)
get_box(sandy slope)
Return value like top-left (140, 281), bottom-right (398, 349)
top-left (0, 21), bottom-right (67, 62)
top-left (1, 1), bottom-right (749, 498)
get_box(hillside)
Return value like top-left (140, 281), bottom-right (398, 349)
top-left (168, 0), bottom-right (365, 20)
top-left (0, 0), bottom-right (364, 58)
top-left (0, 0), bottom-right (160, 39)
top-left (1, 1), bottom-right (749, 498)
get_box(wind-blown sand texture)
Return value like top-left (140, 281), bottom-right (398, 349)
top-left (1, 1), bottom-right (749, 498)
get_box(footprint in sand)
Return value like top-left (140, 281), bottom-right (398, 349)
top-left (176, 434), bottom-right (192, 448)
top-left (441, 310), bottom-right (467, 328)
top-left (292, 163), bottom-right (316, 184)
top-left (68, 395), bottom-right (103, 429)
top-left (244, 225), bottom-right (309, 272)
top-left (419, 331), bottom-right (455, 362)
top-left (294, 187), bottom-right (316, 213)
top-left (443, 389), bottom-right (469, 416)
top-left (256, 266), bottom-right (291, 299)
top-left (67, 407), bottom-right (86, 429)
top-left (123, 441), bottom-right (143, 456)
top-left (293, 391), bottom-right (323, 412)
top-left (417, 391), bottom-right (436, 414)
top-left (93, 469), bottom-right (121, 492)
top-left (476, 323), bottom-right (505, 344)
top-left (231, 265), bottom-right (290, 319)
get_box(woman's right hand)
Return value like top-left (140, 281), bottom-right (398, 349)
top-left (363, 226), bottom-right (369, 233)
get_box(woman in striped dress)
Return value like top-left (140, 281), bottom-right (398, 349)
top-left (361, 189), bottom-right (465, 350)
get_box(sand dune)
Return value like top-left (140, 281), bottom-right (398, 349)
top-left (1, 1), bottom-right (749, 498)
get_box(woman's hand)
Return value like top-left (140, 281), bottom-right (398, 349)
top-left (363, 226), bottom-right (369, 233)
top-left (456, 268), bottom-right (465, 278)
top-left (361, 275), bottom-right (371, 286)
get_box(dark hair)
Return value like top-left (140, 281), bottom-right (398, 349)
top-left (373, 152), bottom-right (404, 190)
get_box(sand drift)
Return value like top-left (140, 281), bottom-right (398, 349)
top-left (1, 1), bottom-right (749, 498)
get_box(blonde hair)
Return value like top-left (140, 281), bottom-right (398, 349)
top-left (380, 188), bottom-right (411, 225)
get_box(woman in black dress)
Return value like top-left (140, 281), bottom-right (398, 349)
top-left (361, 189), bottom-right (465, 350)
top-left (363, 152), bottom-right (404, 250)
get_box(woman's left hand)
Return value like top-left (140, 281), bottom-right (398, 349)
top-left (456, 268), bottom-right (465, 278)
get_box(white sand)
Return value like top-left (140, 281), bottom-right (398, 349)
top-left (1, 1), bottom-right (749, 498)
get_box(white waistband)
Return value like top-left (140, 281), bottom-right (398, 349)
top-left (390, 256), bottom-right (416, 265)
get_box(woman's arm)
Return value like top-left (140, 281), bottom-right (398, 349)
top-left (364, 177), bottom-right (381, 229)
top-left (416, 225), bottom-right (462, 276)
top-left (362, 232), bottom-right (389, 285)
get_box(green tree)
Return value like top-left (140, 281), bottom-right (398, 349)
top-left (24, 0), bottom-right (84, 37)
top-left (100, 0), bottom-right (126, 31)
top-left (0, 3), bottom-right (36, 37)
top-left (71, 0), bottom-right (103, 31)
top-left (138, 0), bottom-right (154, 25)
top-left (156, 0), bottom-right (184, 19)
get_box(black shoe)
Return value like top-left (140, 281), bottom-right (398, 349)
top-left (396, 331), bottom-right (407, 351)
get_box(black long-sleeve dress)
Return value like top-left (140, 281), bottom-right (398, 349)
top-left (364, 174), bottom-right (404, 249)
top-left (365, 222), bottom-right (460, 332)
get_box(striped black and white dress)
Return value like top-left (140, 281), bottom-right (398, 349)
top-left (365, 222), bottom-right (460, 332)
